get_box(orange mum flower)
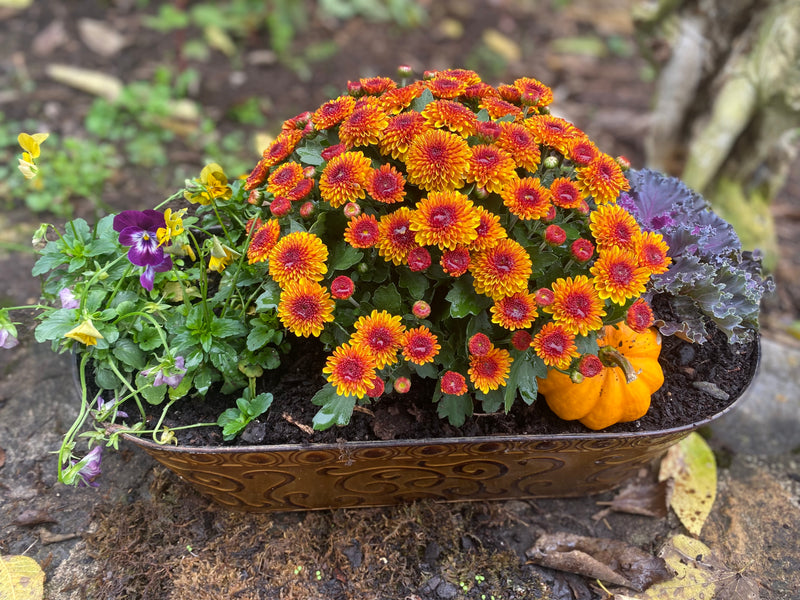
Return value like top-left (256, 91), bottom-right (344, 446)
top-left (464, 82), bottom-right (500, 101)
top-left (532, 322), bottom-right (579, 369)
top-left (589, 203), bottom-right (641, 252)
top-left (351, 309), bottom-right (406, 369)
top-left (268, 231), bottom-right (328, 286)
top-left (491, 291), bottom-right (539, 331)
top-left (495, 122), bottom-right (541, 171)
top-left (500, 176), bottom-right (552, 220)
top-left (626, 298), bottom-right (655, 333)
top-left (468, 206), bottom-right (507, 252)
top-left (377, 207), bottom-right (418, 265)
top-left (405, 129), bottom-right (471, 192)
top-left (261, 129), bottom-right (304, 167)
top-left (401, 326), bottom-right (440, 365)
top-left (421, 100), bottom-right (477, 137)
top-left (549, 177), bottom-right (584, 209)
top-left (547, 275), bottom-right (606, 335)
top-left (526, 115), bottom-right (580, 155)
top-left (247, 219), bottom-right (281, 264)
top-left (319, 151), bottom-right (372, 208)
top-left (441, 371), bottom-right (468, 396)
top-left (513, 77), bottom-right (554, 107)
top-left (409, 191), bottom-right (480, 250)
top-left (590, 246), bottom-right (650, 305)
top-left (366, 164), bottom-right (406, 204)
top-left (635, 231), bottom-right (672, 275)
top-left (277, 279), bottom-right (335, 338)
top-left (380, 83), bottom-right (425, 114)
top-left (568, 136), bottom-right (600, 166)
top-left (267, 161), bottom-right (304, 197)
top-left (311, 95), bottom-right (356, 130)
top-left (470, 238), bottom-right (532, 299)
top-left (468, 346), bottom-right (512, 394)
top-left (359, 76), bottom-right (396, 95)
top-left (497, 84), bottom-right (521, 104)
top-left (576, 154), bottom-right (630, 204)
top-left (436, 68), bottom-right (482, 86)
top-left (338, 100), bottom-right (389, 148)
top-left (344, 213), bottom-right (380, 248)
top-left (379, 111), bottom-right (428, 160)
top-left (426, 75), bottom-right (469, 99)
top-left (478, 96), bottom-right (522, 120)
top-left (323, 343), bottom-right (376, 398)
top-left (465, 145), bottom-right (517, 194)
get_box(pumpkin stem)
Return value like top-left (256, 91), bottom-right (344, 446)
top-left (598, 346), bottom-right (639, 383)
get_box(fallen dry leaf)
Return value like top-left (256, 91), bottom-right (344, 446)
top-left (594, 479), bottom-right (673, 520)
top-left (78, 18), bottom-right (126, 57)
top-left (526, 532), bottom-right (671, 591)
top-left (32, 20), bottom-right (67, 56)
top-left (0, 554), bottom-right (45, 600)
top-left (0, 446), bottom-right (5, 468)
top-left (659, 432), bottom-right (717, 536)
top-left (46, 64), bottom-right (123, 101)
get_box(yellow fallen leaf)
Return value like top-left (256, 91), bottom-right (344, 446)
top-left (659, 432), bottom-right (717, 536)
top-left (0, 554), bottom-right (45, 600)
top-left (46, 64), bottom-right (123, 101)
top-left (482, 29), bottom-right (521, 63)
top-left (0, 0), bottom-right (32, 8)
top-left (204, 25), bottom-right (237, 57)
top-left (254, 132), bottom-right (274, 156)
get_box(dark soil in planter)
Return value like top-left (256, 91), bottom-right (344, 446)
top-left (150, 320), bottom-right (759, 448)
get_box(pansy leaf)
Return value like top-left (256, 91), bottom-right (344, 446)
top-left (209, 317), bottom-right (248, 339)
top-left (111, 337), bottom-right (147, 370)
top-left (311, 383), bottom-right (356, 431)
top-left (33, 310), bottom-right (77, 343)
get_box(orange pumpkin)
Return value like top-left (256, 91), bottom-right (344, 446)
top-left (537, 322), bottom-right (664, 430)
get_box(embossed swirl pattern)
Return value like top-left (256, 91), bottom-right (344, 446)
top-left (135, 432), bottom-right (689, 512)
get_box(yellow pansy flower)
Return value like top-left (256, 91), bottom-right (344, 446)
top-left (208, 236), bottom-right (240, 273)
top-left (17, 132), bottom-right (49, 180)
top-left (157, 208), bottom-right (187, 245)
top-left (184, 163), bottom-right (232, 205)
top-left (65, 319), bottom-right (104, 346)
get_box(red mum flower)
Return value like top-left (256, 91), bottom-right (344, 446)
top-left (286, 178), bottom-right (314, 202)
top-left (468, 346), bottom-right (512, 394)
top-left (576, 153), bottom-right (630, 204)
top-left (268, 231), bottom-right (329, 286)
top-left (351, 309), bottom-right (405, 368)
top-left (319, 151), bottom-right (372, 208)
top-left (338, 100), bottom-right (389, 148)
top-left (330, 275), bottom-right (355, 300)
top-left (544, 224), bottom-right (567, 246)
top-left (277, 279), bottom-right (336, 338)
top-left (421, 99), bottom-right (478, 137)
top-left (247, 219), bottom-right (281, 264)
top-left (468, 333), bottom-right (492, 356)
top-left (366, 376), bottom-right (385, 398)
top-left (405, 129), bottom-right (471, 192)
top-left (496, 122), bottom-right (540, 171)
top-left (323, 342), bottom-right (376, 398)
top-left (570, 238), bottom-right (595, 262)
top-left (359, 76), bottom-right (396, 95)
top-left (475, 120), bottom-right (502, 142)
top-left (269, 196), bottom-right (291, 217)
top-left (491, 291), bottom-right (539, 331)
top-left (626, 298), bottom-right (654, 333)
top-left (569, 137), bottom-right (600, 166)
top-left (465, 145), bottom-right (517, 194)
top-left (441, 247), bottom-right (471, 277)
top-left (578, 354), bottom-right (604, 378)
top-left (549, 177), bottom-right (583, 209)
top-left (463, 81), bottom-right (499, 100)
top-left (366, 164), bottom-right (406, 204)
top-left (409, 190), bottom-right (480, 250)
top-left (344, 214), bottom-right (380, 248)
top-left (470, 238), bottom-right (532, 300)
top-left (401, 326), bottom-right (440, 365)
top-left (244, 160), bottom-right (269, 191)
top-left (312, 95), bottom-right (356, 130)
top-left (321, 143), bottom-right (346, 161)
top-left (547, 275), bottom-right (606, 335)
top-left (500, 177), bottom-right (552, 221)
top-left (590, 246), bottom-right (650, 305)
top-left (531, 322), bottom-right (579, 369)
top-left (379, 110), bottom-right (428, 160)
top-left (407, 246), bottom-right (432, 272)
top-left (441, 371), bottom-right (468, 396)
top-left (511, 330), bottom-right (533, 351)
top-left (497, 84), bottom-right (521, 104)
top-left (426, 75), bottom-right (469, 99)
top-left (377, 207), bottom-right (418, 265)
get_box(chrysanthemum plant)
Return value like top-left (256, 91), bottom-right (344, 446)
top-left (3, 69), bottom-right (768, 487)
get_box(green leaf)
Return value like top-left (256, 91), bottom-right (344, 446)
top-left (255, 280), bottom-right (282, 311)
top-left (371, 282), bottom-right (403, 315)
top-left (436, 394), bottom-right (473, 427)
top-left (296, 138), bottom-right (325, 166)
top-left (399, 269), bottom-right (429, 300)
top-left (446, 277), bottom-right (490, 318)
top-left (33, 310), bottom-right (76, 343)
top-left (311, 383), bottom-right (356, 431)
top-left (111, 338), bottom-right (147, 370)
top-left (248, 392), bottom-right (274, 416)
top-left (210, 317), bottom-right (248, 339)
top-left (247, 325), bottom-right (278, 352)
top-left (411, 87), bottom-right (435, 112)
top-left (330, 241), bottom-right (363, 272)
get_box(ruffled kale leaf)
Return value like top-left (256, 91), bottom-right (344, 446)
top-left (626, 169), bottom-right (773, 344)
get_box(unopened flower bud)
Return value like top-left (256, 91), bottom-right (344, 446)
top-left (321, 144), bottom-right (346, 161)
top-left (407, 246), bottom-right (431, 272)
top-left (397, 64), bottom-right (413, 78)
top-left (269, 196), bottom-right (291, 217)
top-left (511, 330), bottom-right (532, 351)
top-left (347, 80), bottom-right (364, 96)
top-left (367, 376), bottom-right (385, 398)
top-left (393, 377), bottom-right (411, 394)
top-left (535, 288), bottom-right (554, 306)
top-left (544, 224), bottom-right (566, 246)
top-left (412, 300), bottom-right (431, 319)
top-left (440, 371), bottom-right (467, 396)
top-left (423, 70), bottom-right (437, 80)
top-left (473, 186), bottom-right (489, 200)
top-left (570, 238), bottom-right (594, 262)
top-left (357, 262), bottom-right (369, 274)
top-left (303, 166), bottom-right (316, 178)
top-left (343, 202), bottom-right (361, 218)
top-left (247, 189), bottom-right (263, 205)
top-left (330, 275), bottom-right (355, 300)
top-left (468, 333), bottom-right (492, 356)
top-left (616, 155), bottom-right (631, 171)
top-left (299, 201), bottom-right (315, 218)
top-left (543, 205), bottom-right (557, 222)
top-left (543, 156), bottom-right (559, 169)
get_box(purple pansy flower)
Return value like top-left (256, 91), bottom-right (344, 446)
top-left (69, 446), bottom-right (103, 488)
top-left (142, 356), bottom-right (187, 389)
top-left (59, 287), bottom-right (80, 309)
top-left (0, 328), bottom-right (19, 349)
top-left (113, 210), bottom-right (173, 290)
top-left (95, 396), bottom-right (128, 419)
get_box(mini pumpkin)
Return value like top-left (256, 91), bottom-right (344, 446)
top-left (537, 322), bottom-right (664, 430)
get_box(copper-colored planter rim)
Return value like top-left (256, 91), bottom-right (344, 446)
top-left (109, 339), bottom-right (759, 512)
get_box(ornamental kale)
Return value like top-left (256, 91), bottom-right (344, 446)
top-left (621, 169), bottom-right (774, 344)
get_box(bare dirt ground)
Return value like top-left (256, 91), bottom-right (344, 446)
top-left (1, 1), bottom-right (800, 599)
